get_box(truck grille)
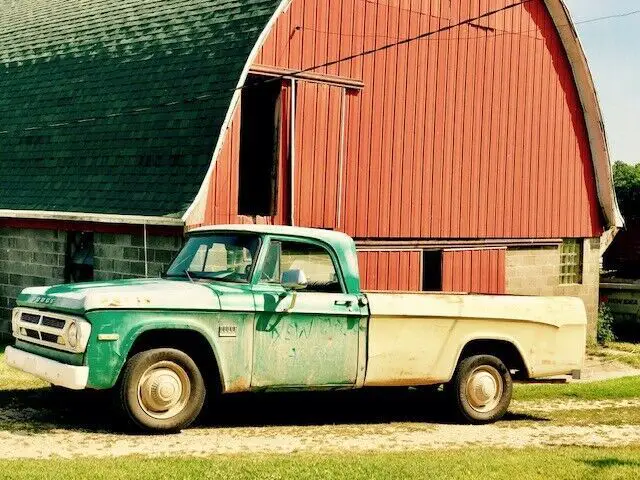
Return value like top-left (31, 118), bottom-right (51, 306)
top-left (12, 308), bottom-right (84, 353)
top-left (21, 313), bottom-right (40, 324)
top-left (42, 316), bottom-right (66, 329)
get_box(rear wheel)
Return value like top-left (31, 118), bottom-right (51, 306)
top-left (447, 354), bottom-right (512, 424)
top-left (117, 348), bottom-right (206, 432)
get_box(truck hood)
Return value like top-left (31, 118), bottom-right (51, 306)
top-left (15, 278), bottom-right (252, 315)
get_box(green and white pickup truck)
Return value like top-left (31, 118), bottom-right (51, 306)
top-left (5, 225), bottom-right (587, 431)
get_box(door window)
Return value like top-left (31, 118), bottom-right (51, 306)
top-left (260, 240), bottom-right (342, 293)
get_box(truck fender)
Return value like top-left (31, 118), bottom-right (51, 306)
top-left (118, 322), bottom-right (227, 389)
top-left (445, 335), bottom-right (532, 382)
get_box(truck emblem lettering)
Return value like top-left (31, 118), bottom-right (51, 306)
top-left (34, 296), bottom-right (54, 305)
top-left (218, 325), bottom-right (237, 338)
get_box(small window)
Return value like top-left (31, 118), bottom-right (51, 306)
top-left (65, 232), bottom-right (94, 283)
top-left (422, 250), bottom-right (443, 291)
top-left (238, 75), bottom-right (282, 217)
top-left (260, 240), bottom-right (342, 293)
top-left (560, 240), bottom-right (583, 285)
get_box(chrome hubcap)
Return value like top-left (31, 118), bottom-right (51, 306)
top-left (466, 366), bottom-right (503, 413)
top-left (138, 361), bottom-right (191, 419)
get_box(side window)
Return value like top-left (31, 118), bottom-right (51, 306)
top-left (261, 240), bottom-right (343, 293)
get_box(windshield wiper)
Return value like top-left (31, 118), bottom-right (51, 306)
top-left (184, 269), bottom-right (195, 283)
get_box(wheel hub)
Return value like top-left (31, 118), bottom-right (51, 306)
top-left (138, 361), bottom-right (191, 419)
top-left (142, 368), bottom-right (183, 412)
top-left (466, 366), bottom-right (503, 413)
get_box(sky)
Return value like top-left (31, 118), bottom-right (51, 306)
top-left (564, 0), bottom-right (640, 165)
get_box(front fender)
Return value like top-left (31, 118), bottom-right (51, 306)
top-left (83, 309), bottom-right (253, 391)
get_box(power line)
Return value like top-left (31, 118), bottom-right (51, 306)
top-left (292, 7), bottom-right (640, 44)
top-left (574, 9), bottom-right (640, 26)
top-left (3, 1), bottom-right (638, 135)
top-left (272, 0), bottom-right (532, 81)
top-left (0, 0), bottom-right (531, 135)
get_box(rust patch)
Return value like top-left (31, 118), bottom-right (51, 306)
top-left (226, 376), bottom-right (251, 393)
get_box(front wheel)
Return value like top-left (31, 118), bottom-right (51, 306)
top-left (117, 348), bottom-right (206, 432)
top-left (447, 354), bottom-right (512, 424)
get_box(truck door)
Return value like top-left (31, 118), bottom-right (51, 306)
top-left (251, 237), bottom-right (364, 387)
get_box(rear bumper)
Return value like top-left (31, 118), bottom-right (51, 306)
top-left (4, 346), bottom-right (88, 390)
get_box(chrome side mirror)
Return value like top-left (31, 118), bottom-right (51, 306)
top-left (281, 269), bottom-right (308, 290)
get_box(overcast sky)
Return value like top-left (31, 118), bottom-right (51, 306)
top-left (564, 0), bottom-right (640, 165)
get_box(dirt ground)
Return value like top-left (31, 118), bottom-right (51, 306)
top-left (1, 385), bottom-right (640, 459)
top-left (577, 353), bottom-right (640, 382)
top-left (3, 421), bottom-right (640, 460)
top-left (1, 352), bottom-right (639, 460)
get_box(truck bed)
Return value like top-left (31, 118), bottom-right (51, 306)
top-left (362, 291), bottom-right (587, 387)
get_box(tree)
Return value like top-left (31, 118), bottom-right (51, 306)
top-left (613, 161), bottom-right (640, 225)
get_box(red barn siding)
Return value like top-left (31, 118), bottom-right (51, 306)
top-left (294, 82), bottom-right (344, 228)
top-left (442, 249), bottom-right (506, 294)
top-left (358, 250), bottom-right (422, 291)
top-left (198, 0), bottom-right (603, 240)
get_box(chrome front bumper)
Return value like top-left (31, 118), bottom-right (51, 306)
top-left (4, 346), bottom-right (88, 390)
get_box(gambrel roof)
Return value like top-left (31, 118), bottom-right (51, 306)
top-left (0, 0), bottom-right (622, 229)
top-left (0, 0), bottom-right (281, 221)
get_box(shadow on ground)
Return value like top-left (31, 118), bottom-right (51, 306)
top-left (0, 386), bottom-right (550, 434)
top-left (582, 458), bottom-right (640, 469)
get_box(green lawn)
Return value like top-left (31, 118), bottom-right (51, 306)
top-left (0, 448), bottom-right (639, 480)
top-left (523, 406), bottom-right (640, 426)
top-left (513, 375), bottom-right (640, 402)
top-left (0, 344), bottom-right (48, 390)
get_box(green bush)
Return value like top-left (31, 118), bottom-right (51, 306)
top-left (597, 302), bottom-right (616, 345)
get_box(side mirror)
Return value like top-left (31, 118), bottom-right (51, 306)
top-left (281, 269), bottom-right (308, 290)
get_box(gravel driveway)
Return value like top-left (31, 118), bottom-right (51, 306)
top-left (2, 388), bottom-right (640, 459)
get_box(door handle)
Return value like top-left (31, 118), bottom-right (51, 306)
top-left (334, 300), bottom-right (353, 307)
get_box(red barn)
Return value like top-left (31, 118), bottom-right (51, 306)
top-left (184, 0), bottom-right (622, 333)
top-left (0, 0), bottom-right (622, 337)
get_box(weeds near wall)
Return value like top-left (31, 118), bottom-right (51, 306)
top-left (597, 303), bottom-right (617, 345)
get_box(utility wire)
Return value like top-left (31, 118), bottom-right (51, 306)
top-left (574, 8), bottom-right (640, 26)
top-left (267, 0), bottom-right (532, 82)
top-left (0, 0), bottom-right (529, 135)
top-left (2, 1), bottom-right (639, 135)
top-left (292, 7), bottom-right (640, 43)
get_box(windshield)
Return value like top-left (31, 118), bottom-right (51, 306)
top-left (165, 233), bottom-right (260, 283)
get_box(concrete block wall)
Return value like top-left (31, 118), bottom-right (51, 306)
top-left (0, 227), bottom-right (67, 339)
top-left (94, 232), bottom-right (182, 281)
top-left (1, 227), bottom-right (182, 340)
top-left (506, 238), bottom-right (601, 341)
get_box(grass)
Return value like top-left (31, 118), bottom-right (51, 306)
top-left (0, 344), bottom-right (48, 391)
top-left (588, 342), bottom-right (640, 369)
top-left (0, 448), bottom-right (640, 479)
top-left (513, 375), bottom-right (640, 402)
top-left (516, 406), bottom-right (640, 426)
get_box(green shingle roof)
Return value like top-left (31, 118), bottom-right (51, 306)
top-left (0, 0), bottom-right (282, 218)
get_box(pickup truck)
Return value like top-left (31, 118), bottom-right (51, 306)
top-left (5, 225), bottom-right (587, 432)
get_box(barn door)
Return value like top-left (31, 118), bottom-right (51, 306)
top-left (293, 82), bottom-right (345, 229)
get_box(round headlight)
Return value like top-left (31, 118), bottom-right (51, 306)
top-left (67, 322), bottom-right (78, 349)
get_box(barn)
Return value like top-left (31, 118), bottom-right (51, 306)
top-left (0, 0), bottom-right (622, 337)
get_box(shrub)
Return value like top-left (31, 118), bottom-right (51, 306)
top-left (597, 302), bottom-right (616, 345)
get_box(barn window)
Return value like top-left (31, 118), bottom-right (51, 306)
top-left (65, 232), bottom-right (94, 283)
top-left (422, 250), bottom-right (443, 291)
top-left (559, 240), bottom-right (583, 285)
top-left (238, 75), bottom-right (282, 217)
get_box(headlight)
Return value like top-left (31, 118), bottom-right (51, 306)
top-left (11, 309), bottom-right (20, 335)
top-left (67, 322), bottom-right (79, 349)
